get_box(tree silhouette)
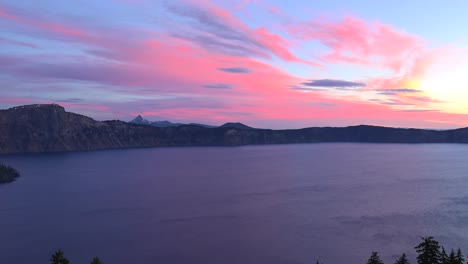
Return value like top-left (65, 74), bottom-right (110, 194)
top-left (45, 235), bottom-right (468, 264)
top-left (415, 236), bottom-right (441, 264)
top-left (367, 251), bottom-right (384, 264)
top-left (455, 248), bottom-right (464, 264)
top-left (448, 249), bottom-right (457, 264)
top-left (395, 253), bottom-right (409, 264)
top-left (50, 250), bottom-right (69, 264)
top-left (441, 247), bottom-right (449, 264)
top-left (91, 256), bottom-right (103, 264)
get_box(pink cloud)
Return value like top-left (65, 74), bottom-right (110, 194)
top-left (4, 35), bottom-right (467, 129)
top-left (1, 0), bottom-right (468, 129)
top-left (268, 6), bottom-right (283, 15)
top-left (290, 17), bottom-right (424, 69)
top-left (167, 0), bottom-right (319, 65)
top-left (254, 27), bottom-right (320, 66)
top-left (0, 4), bottom-right (88, 40)
top-left (289, 16), bottom-right (448, 91)
top-left (233, 0), bottom-right (259, 10)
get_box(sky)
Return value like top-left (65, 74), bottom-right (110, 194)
top-left (1, 0), bottom-right (468, 129)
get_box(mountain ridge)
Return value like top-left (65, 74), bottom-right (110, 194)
top-left (219, 122), bottom-right (253, 129)
top-left (1, 104), bottom-right (468, 154)
top-left (129, 115), bottom-right (215, 128)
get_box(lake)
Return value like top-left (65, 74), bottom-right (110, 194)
top-left (2, 143), bottom-right (468, 264)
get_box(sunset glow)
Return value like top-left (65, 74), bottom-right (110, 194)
top-left (1, 0), bottom-right (468, 128)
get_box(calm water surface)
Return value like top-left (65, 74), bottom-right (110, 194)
top-left (2, 144), bottom-right (468, 264)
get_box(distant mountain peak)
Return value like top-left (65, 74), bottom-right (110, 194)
top-left (130, 115), bottom-right (150, 124)
top-left (129, 116), bottom-right (215, 128)
top-left (220, 122), bottom-right (253, 129)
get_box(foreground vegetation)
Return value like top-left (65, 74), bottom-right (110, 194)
top-left (49, 236), bottom-right (464, 264)
top-left (0, 163), bottom-right (20, 183)
top-left (364, 236), bottom-right (464, 264)
top-left (50, 250), bottom-right (102, 264)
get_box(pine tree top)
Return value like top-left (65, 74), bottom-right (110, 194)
top-left (415, 236), bottom-right (441, 264)
top-left (395, 253), bottom-right (409, 264)
top-left (368, 251), bottom-right (384, 264)
top-left (50, 250), bottom-right (70, 264)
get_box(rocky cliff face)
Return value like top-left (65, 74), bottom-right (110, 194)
top-left (0, 104), bottom-right (157, 153)
top-left (1, 104), bottom-right (468, 154)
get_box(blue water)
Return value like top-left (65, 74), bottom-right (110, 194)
top-left (2, 144), bottom-right (468, 264)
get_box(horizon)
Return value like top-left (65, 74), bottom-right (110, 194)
top-left (1, 103), bottom-right (462, 131)
top-left (2, 1), bottom-right (468, 129)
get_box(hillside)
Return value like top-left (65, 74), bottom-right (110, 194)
top-left (1, 104), bottom-right (468, 154)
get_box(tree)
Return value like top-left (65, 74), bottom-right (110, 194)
top-left (91, 256), bottom-right (103, 264)
top-left (441, 247), bottom-right (449, 264)
top-left (455, 248), bottom-right (464, 264)
top-left (395, 253), bottom-right (409, 264)
top-left (448, 249), bottom-right (457, 264)
top-left (367, 251), bottom-right (384, 264)
top-left (415, 236), bottom-right (441, 264)
top-left (50, 250), bottom-right (69, 264)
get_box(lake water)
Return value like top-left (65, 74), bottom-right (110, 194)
top-left (2, 144), bottom-right (468, 264)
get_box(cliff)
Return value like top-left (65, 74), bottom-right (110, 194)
top-left (1, 104), bottom-right (468, 154)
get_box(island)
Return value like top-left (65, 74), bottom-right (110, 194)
top-left (0, 164), bottom-right (20, 183)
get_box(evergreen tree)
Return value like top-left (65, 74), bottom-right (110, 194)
top-left (448, 249), bottom-right (457, 264)
top-left (415, 236), bottom-right (441, 264)
top-left (441, 247), bottom-right (449, 264)
top-left (91, 256), bottom-right (102, 264)
top-left (367, 251), bottom-right (384, 264)
top-left (455, 248), bottom-right (464, 264)
top-left (50, 250), bottom-right (69, 264)
top-left (395, 253), bottom-right (409, 264)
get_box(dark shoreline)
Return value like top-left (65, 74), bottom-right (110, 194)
top-left (2, 104), bottom-right (468, 154)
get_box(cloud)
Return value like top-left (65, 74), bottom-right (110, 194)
top-left (2, 0), bottom-right (468, 129)
top-left (377, 88), bottom-right (422, 93)
top-left (234, 0), bottom-right (259, 10)
top-left (202, 83), bottom-right (233, 89)
top-left (56, 98), bottom-right (85, 103)
top-left (163, 1), bottom-right (267, 58)
top-left (399, 109), bottom-right (440, 112)
top-left (289, 85), bottom-right (322, 91)
top-left (0, 37), bottom-right (37, 48)
top-left (380, 99), bottom-right (414, 106)
top-left (0, 3), bottom-right (90, 42)
top-left (217, 67), bottom-right (252, 73)
top-left (404, 96), bottom-right (444, 103)
top-left (308, 102), bottom-right (337, 108)
top-left (164, 1), bottom-right (318, 65)
top-left (289, 15), bottom-right (447, 94)
top-left (290, 16), bottom-right (425, 71)
top-left (302, 79), bottom-right (366, 88)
